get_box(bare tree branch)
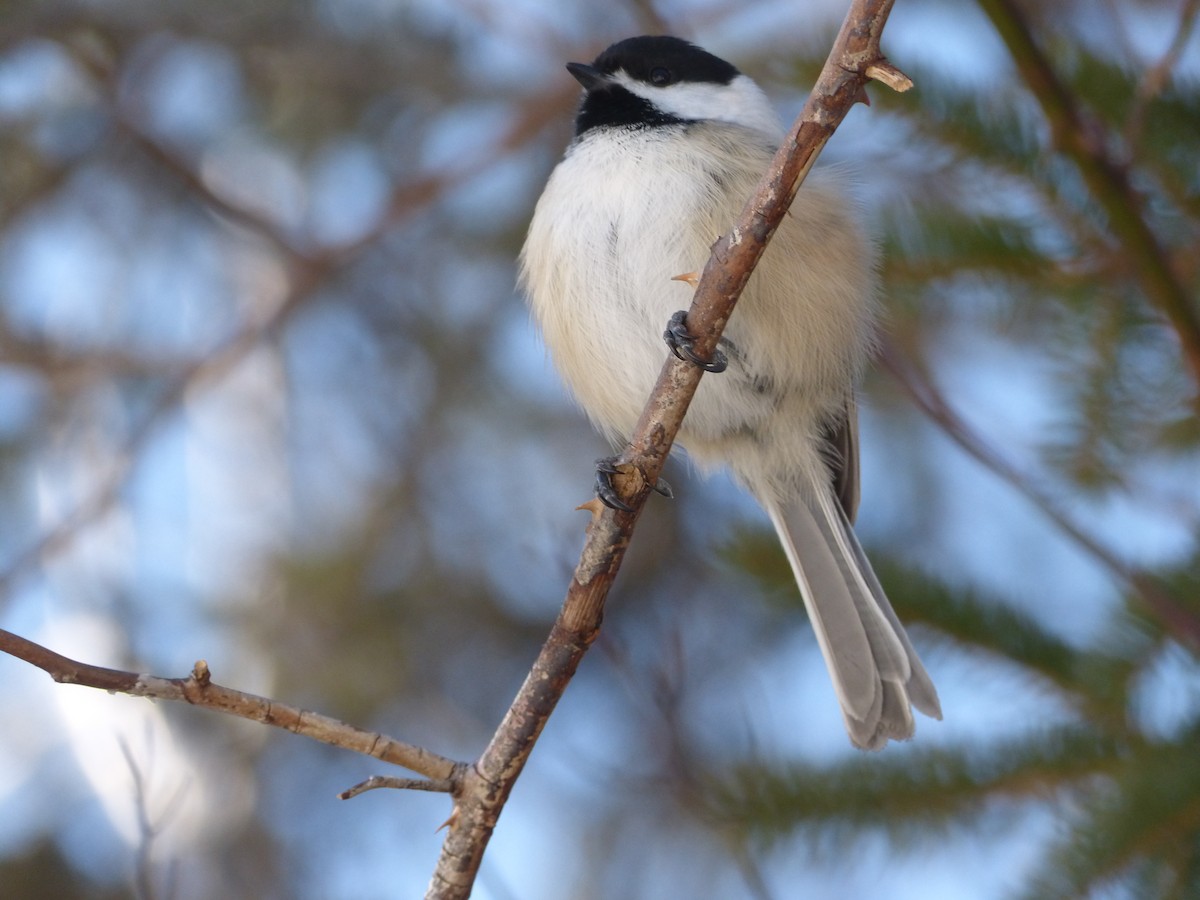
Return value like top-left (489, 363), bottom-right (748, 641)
top-left (0, 628), bottom-right (462, 782)
top-left (0, 6), bottom-right (919, 894)
top-left (339, 775), bottom-right (456, 801)
top-left (426, 2), bottom-right (910, 897)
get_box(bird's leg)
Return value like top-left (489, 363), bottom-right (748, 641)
top-left (663, 310), bottom-right (728, 374)
top-left (595, 456), bottom-right (673, 512)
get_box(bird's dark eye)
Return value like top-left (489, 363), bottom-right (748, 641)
top-left (649, 66), bottom-right (673, 86)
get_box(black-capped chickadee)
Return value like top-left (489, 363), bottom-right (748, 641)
top-left (520, 36), bottom-right (941, 749)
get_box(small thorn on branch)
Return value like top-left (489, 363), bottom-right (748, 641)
top-left (339, 774), bottom-right (455, 800)
top-left (436, 807), bottom-right (459, 833)
top-left (865, 59), bottom-right (912, 93)
top-left (576, 497), bottom-right (607, 519)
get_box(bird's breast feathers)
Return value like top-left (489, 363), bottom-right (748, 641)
top-left (521, 121), bottom-right (877, 442)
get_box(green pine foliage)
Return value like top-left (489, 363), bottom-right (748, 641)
top-left (716, 3), bottom-right (1200, 896)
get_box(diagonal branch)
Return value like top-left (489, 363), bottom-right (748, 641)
top-left (1, 7), bottom-right (912, 893)
top-left (977, 0), bottom-right (1200, 390)
top-left (879, 343), bottom-right (1200, 651)
top-left (426, 2), bottom-right (909, 897)
top-left (0, 627), bottom-right (462, 783)
top-left (0, 78), bottom-right (564, 609)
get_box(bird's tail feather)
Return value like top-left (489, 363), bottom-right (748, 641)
top-left (765, 486), bottom-right (941, 750)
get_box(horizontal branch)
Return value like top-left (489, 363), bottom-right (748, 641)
top-left (0, 627), bottom-right (462, 782)
top-left (339, 775), bottom-right (456, 801)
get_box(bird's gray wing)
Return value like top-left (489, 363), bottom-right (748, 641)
top-left (821, 398), bottom-right (860, 524)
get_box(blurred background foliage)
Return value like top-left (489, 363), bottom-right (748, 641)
top-left (0, 0), bottom-right (1198, 897)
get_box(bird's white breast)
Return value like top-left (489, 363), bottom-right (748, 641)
top-left (520, 120), bottom-right (878, 482)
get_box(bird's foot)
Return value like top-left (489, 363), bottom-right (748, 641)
top-left (664, 310), bottom-right (727, 373)
top-left (595, 456), bottom-right (673, 512)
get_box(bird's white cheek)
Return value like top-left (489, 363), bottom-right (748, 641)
top-left (614, 72), bottom-right (783, 141)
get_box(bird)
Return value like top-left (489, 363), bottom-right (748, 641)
top-left (519, 35), bottom-right (940, 750)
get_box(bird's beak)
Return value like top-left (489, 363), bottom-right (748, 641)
top-left (566, 62), bottom-right (608, 92)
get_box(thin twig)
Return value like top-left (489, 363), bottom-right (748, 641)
top-left (119, 735), bottom-right (170, 900)
top-left (425, 3), bottom-right (909, 897)
top-left (879, 343), bottom-right (1200, 650)
top-left (0, 628), bottom-right (463, 781)
top-left (339, 775), bottom-right (456, 800)
top-left (0, 75), bottom-right (565, 607)
top-left (977, 0), bottom-right (1200, 391)
top-left (1124, 0), bottom-right (1200, 149)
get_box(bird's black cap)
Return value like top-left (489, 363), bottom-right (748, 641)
top-left (568, 36), bottom-right (740, 136)
top-left (588, 36), bottom-right (739, 86)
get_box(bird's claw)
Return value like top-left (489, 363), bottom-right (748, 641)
top-left (664, 310), bottom-right (727, 373)
top-left (594, 456), bottom-right (673, 511)
top-left (595, 457), bottom-right (634, 512)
